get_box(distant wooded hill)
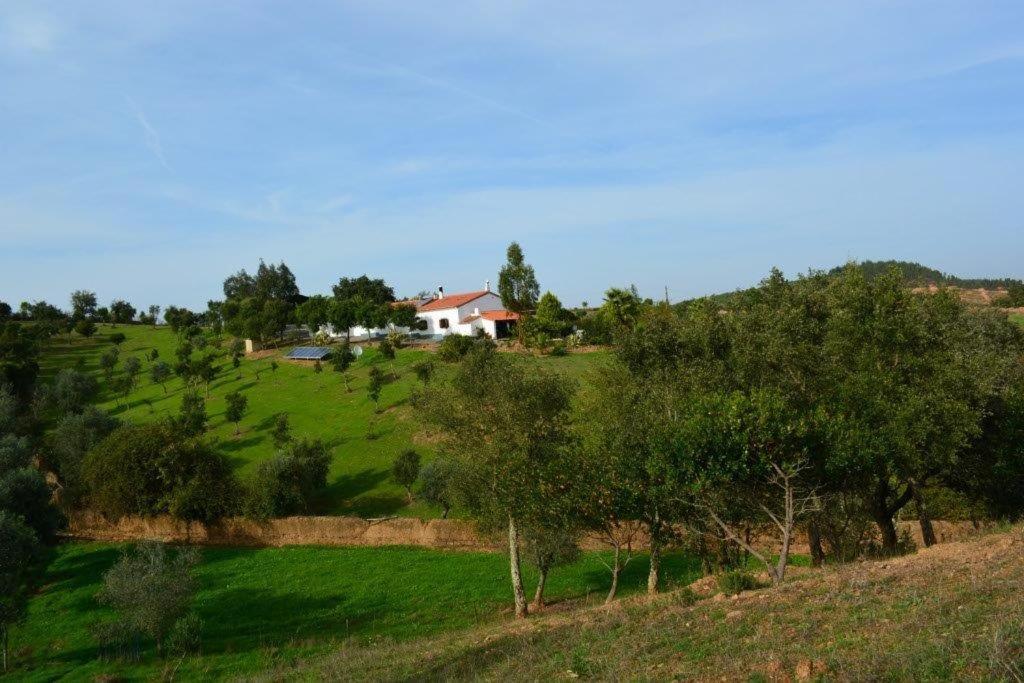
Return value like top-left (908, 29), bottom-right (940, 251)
top-left (826, 260), bottom-right (1022, 290)
top-left (682, 260), bottom-right (1022, 308)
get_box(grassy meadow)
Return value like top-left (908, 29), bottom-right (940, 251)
top-left (38, 324), bottom-right (605, 517)
top-left (11, 541), bottom-right (700, 681)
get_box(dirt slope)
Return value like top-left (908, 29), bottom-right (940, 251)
top-left (267, 526), bottom-right (1024, 682)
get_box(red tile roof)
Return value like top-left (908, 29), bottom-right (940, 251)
top-left (417, 291), bottom-right (489, 312)
top-left (480, 310), bottom-right (520, 321)
top-left (459, 315), bottom-right (481, 324)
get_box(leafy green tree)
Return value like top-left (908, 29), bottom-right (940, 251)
top-left (149, 361), bottom-right (172, 393)
top-left (367, 366), bottom-right (385, 413)
top-left (390, 304), bottom-right (419, 330)
top-left (413, 359), bottom-right (434, 386)
top-left (522, 522), bottom-right (581, 608)
top-left (99, 347), bottom-right (119, 382)
top-left (123, 356), bottom-right (142, 391)
top-left (70, 290), bottom-right (97, 321)
top-left (109, 332), bottom-right (126, 347)
top-left (44, 408), bottom-right (119, 509)
top-left (0, 323), bottom-right (41, 403)
top-left (0, 303), bottom-right (10, 323)
top-left (43, 368), bottom-right (98, 415)
top-left (224, 391), bottom-right (248, 435)
top-left (532, 291), bottom-right (574, 338)
top-left (221, 261), bottom-right (300, 345)
top-left (163, 306), bottom-right (196, 333)
top-left (498, 242), bottom-right (540, 342)
top-left (83, 423), bottom-right (237, 522)
top-left (602, 286), bottom-right (642, 329)
top-left (585, 305), bottom-right (710, 593)
top-left (419, 346), bottom-right (575, 618)
top-left (109, 300), bottom-right (136, 326)
top-left (331, 275), bottom-right (395, 307)
top-left (327, 298), bottom-right (358, 341)
top-left (378, 339), bottom-right (396, 376)
top-left (193, 355), bottom-right (218, 398)
top-left (0, 512), bottom-right (41, 673)
top-left (245, 438), bottom-right (331, 518)
top-left (330, 342), bottom-right (355, 392)
top-left (392, 449), bottom-right (420, 503)
top-left (295, 295), bottom-right (332, 334)
top-left (96, 542), bottom-right (200, 658)
top-left (419, 458), bottom-right (455, 518)
top-left (175, 390), bottom-right (207, 437)
top-left (0, 465), bottom-right (63, 544)
top-left (147, 305), bottom-right (161, 327)
top-left (74, 319), bottom-right (97, 339)
top-left (271, 413), bottom-right (292, 449)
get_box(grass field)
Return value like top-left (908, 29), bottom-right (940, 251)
top-left (291, 526), bottom-right (1024, 681)
top-left (10, 541), bottom-right (699, 681)
top-left (1010, 312), bottom-right (1024, 328)
top-left (38, 325), bottom-right (606, 517)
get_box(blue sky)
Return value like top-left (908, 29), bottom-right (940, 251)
top-left (2, 1), bottom-right (1023, 310)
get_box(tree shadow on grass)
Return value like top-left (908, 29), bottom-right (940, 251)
top-left (317, 469), bottom-right (406, 516)
top-left (216, 435), bottom-right (263, 454)
top-left (196, 587), bottom-right (373, 651)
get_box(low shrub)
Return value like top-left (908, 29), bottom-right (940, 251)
top-left (245, 438), bottom-right (331, 518)
top-left (166, 612), bottom-right (203, 655)
top-left (436, 334), bottom-right (476, 362)
top-left (673, 586), bottom-right (698, 606)
top-left (716, 570), bottom-right (763, 595)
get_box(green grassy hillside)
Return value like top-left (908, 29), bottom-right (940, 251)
top-left (293, 526), bottom-right (1024, 681)
top-left (39, 325), bottom-right (605, 517)
top-left (11, 542), bottom-right (698, 681)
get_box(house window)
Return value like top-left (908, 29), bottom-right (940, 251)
top-left (439, 318), bottom-right (450, 329)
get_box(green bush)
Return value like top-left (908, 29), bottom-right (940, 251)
top-left (716, 570), bottom-right (763, 595)
top-left (166, 612), bottom-right (203, 655)
top-left (436, 334), bottom-right (476, 362)
top-left (673, 586), bottom-right (698, 606)
top-left (83, 423), bottom-right (238, 523)
top-left (245, 438), bottom-right (331, 518)
top-left (548, 342), bottom-right (568, 356)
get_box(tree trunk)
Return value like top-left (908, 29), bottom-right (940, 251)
top-left (873, 510), bottom-right (899, 553)
top-left (606, 545), bottom-right (621, 604)
top-left (911, 483), bottom-right (937, 547)
top-left (2, 624), bottom-right (8, 674)
top-left (441, 505), bottom-right (449, 519)
top-left (647, 538), bottom-right (661, 594)
top-left (532, 568), bottom-right (548, 608)
top-left (808, 518), bottom-right (825, 567)
top-left (508, 517), bottom-right (528, 618)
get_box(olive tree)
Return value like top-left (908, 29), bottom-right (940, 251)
top-left (419, 345), bottom-right (575, 618)
top-left (96, 542), bottom-right (201, 658)
top-left (0, 512), bottom-right (40, 673)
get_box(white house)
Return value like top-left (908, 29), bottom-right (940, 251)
top-left (415, 284), bottom-right (519, 339)
top-left (323, 282), bottom-right (519, 341)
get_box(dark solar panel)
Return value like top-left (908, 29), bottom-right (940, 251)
top-left (286, 346), bottom-right (330, 360)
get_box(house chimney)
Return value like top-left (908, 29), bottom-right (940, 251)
top-left (437, 285), bottom-right (444, 299)
top-left (473, 307), bottom-right (480, 315)
top-left (485, 279), bottom-right (490, 292)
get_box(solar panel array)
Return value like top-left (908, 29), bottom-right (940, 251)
top-left (286, 346), bottom-right (331, 360)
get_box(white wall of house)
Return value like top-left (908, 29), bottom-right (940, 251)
top-left (418, 292), bottom-right (504, 337)
top-left (315, 291), bottom-right (506, 340)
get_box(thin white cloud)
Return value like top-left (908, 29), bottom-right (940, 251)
top-left (1, 11), bottom-right (59, 54)
top-left (125, 96), bottom-right (171, 171)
